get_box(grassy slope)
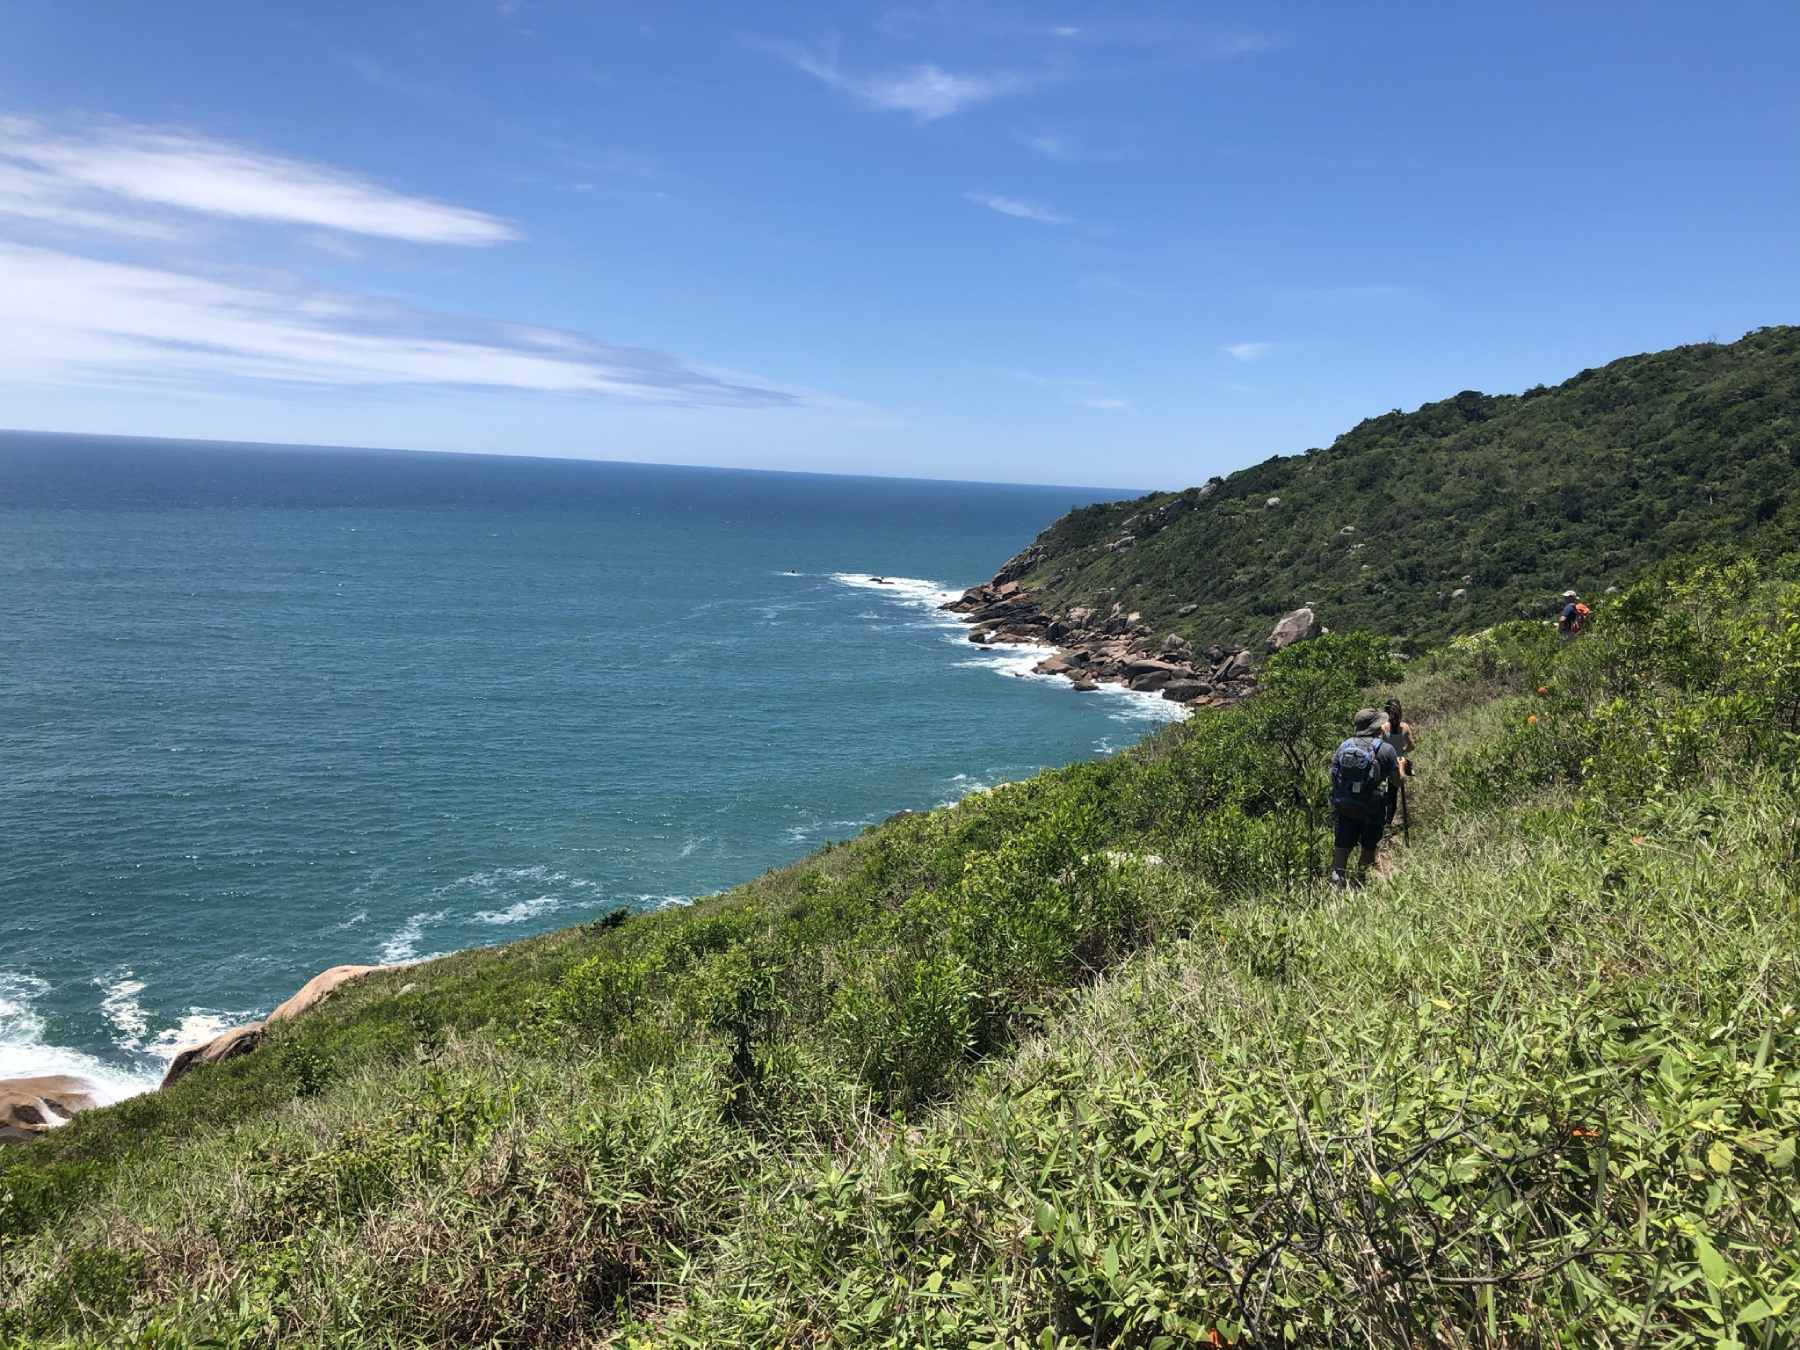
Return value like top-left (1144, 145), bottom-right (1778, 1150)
top-left (3, 562), bottom-right (1797, 1346)
top-left (1006, 326), bottom-right (1800, 652)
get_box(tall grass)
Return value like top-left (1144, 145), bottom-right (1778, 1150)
top-left (3, 562), bottom-right (1796, 1347)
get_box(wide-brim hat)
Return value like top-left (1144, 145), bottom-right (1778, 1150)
top-left (1353, 707), bottom-right (1385, 734)
top-left (1562, 590), bottom-right (1579, 599)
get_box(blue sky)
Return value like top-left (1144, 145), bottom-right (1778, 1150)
top-left (2, 1), bottom-right (1796, 489)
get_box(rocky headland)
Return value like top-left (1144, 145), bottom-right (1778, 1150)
top-left (942, 547), bottom-right (1319, 706)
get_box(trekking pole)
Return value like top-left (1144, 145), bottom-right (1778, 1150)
top-left (1399, 778), bottom-right (1411, 847)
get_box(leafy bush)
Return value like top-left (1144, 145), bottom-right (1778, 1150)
top-left (5, 558), bottom-right (1799, 1346)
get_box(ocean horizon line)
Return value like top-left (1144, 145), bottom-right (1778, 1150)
top-left (0, 426), bottom-right (1158, 499)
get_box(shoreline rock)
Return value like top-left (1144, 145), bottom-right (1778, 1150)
top-left (161, 963), bottom-right (398, 1091)
top-left (939, 572), bottom-right (1265, 706)
top-left (0, 1075), bottom-right (98, 1144)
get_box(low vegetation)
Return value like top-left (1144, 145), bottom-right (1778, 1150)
top-left (1012, 326), bottom-right (1800, 652)
top-left (3, 560), bottom-right (1796, 1346)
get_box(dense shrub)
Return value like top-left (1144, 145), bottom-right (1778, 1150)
top-left (4, 560), bottom-right (1798, 1346)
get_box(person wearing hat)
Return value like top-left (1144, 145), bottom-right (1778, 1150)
top-left (1328, 706), bottom-right (1402, 888)
top-left (1557, 590), bottom-right (1588, 638)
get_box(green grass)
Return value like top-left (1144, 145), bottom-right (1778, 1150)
top-left (3, 562), bottom-right (1797, 1347)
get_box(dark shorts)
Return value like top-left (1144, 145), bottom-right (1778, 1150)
top-left (1334, 809), bottom-right (1384, 851)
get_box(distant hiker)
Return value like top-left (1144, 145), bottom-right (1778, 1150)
top-left (1381, 697), bottom-right (1414, 829)
top-left (1329, 707), bottom-right (1401, 889)
top-left (1557, 590), bottom-right (1590, 638)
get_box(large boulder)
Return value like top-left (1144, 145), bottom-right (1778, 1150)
top-left (991, 543), bottom-right (1046, 587)
top-left (1265, 607), bottom-right (1319, 653)
top-left (1158, 634), bottom-right (1192, 659)
top-left (1216, 650), bottom-right (1254, 681)
top-left (160, 1022), bottom-right (266, 1089)
top-left (0, 1075), bottom-right (98, 1144)
top-left (1123, 657), bottom-right (1185, 679)
top-left (1160, 679), bottom-right (1212, 703)
top-left (269, 964), bottom-right (386, 1024)
top-left (162, 964), bottom-right (394, 1090)
top-left (1129, 671), bottom-right (1173, 692)
top-left (1033, 653), bottom-right (1076, 677)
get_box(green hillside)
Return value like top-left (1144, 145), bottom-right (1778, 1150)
top-left (1002, 326), bottom-right (1800, 652)
top-left (5, 560), bottom-right (1797, 1346)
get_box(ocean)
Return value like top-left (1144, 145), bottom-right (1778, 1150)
top-left (0, 431), bottom-right (1177, 1099)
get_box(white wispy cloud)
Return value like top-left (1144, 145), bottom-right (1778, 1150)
top-left (0, 242), bottom-right (795, 407)
top-left (1223, 341), bottom-right (1274, 362)
top-left (1083, 396), bottom-right (1128, 410)
top-left (965, 191), bottom-right (1071, 224)
top-left (1017, 128), bottom-right (1136, 165)
top-left (0, 117), bottom-right (516, 245)
top-left (756, 38), bottom-right (1031, 121)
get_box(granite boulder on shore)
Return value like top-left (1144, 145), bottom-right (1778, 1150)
top-left (162, 963), bottom-right (394, 1089)
top-left (0, 962), bottom-right (408, 1145)
top-left (942, 582), bottom-right (1265, 705)
top-left (0, 1076), bottom-right (97, 1144)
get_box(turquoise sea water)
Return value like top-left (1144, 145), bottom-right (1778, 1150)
top-left (0, 432), bottom-right (1176, 1098)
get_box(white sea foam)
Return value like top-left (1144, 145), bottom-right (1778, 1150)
top-left (96, 971), bottom-right (149, 1050)
top-left (954, 638), bottom-right (1186, 725)
top-left (473, 896), bottom-right (561, 926)
top-left (831, 572), bottom-right (963, 621)
top-left (785, 816), bottom-right (876, 844)
top-left (0, 970), bottom-right (163, 1103)
top-left (380, 909), bottom-right (450, 963)
top-left (144, 1012), bottom-right (244, 1064)
top-left (335, 909), bottom-right (369, 929)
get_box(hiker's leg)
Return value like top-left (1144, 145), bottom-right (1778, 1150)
top-left (1330, 813), bottom-right (1359, 888)
top-left (1330, 845), bottom-right (1352, 887)
top-left (1351, 815), bottom-right (1383, 885)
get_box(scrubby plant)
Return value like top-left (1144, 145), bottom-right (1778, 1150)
top-left (3, 559), bottom-right (1797, 1346)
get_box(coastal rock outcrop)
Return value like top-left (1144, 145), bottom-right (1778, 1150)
top-left (268, 964), bottom-right (386, 1023)
top-left (160, 1022), bottom-right (267, 1089)
top-left (0, 1075), bottom-right (97, 1144)
top-left (939, 573), bottom-right (1264, 706)
top-left (161, 963), bottom-right (396, 1090)
top-left (1265, 606), bottom-right (1319, 652)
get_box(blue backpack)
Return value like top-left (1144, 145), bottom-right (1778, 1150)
top-left (1331, 736), bottom-right (1386, 817)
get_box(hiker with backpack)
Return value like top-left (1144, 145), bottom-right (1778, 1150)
top-left (1329, 707), bottom-right (1402, 889)
top-left (1557, 590), bottom-right (1590, 639)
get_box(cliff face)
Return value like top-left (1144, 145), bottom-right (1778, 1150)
top-left (976, 326), bottom-right (1800, 653)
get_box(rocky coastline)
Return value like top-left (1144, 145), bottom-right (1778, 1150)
top-left (940, 557), bottom-right (1318, 708)
top-left (0, 962), bottom-right (400, 1145)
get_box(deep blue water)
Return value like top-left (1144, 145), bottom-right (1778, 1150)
top-left (0, 432), bottom-right (1173, 1097)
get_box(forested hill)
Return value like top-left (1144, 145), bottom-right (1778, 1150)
top-left (1000, 325), bottom-right (1800, 651)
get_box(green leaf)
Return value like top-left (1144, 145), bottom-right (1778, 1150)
top-left (1770, 1136), bottom-right (1795, 1169)
top-left (1735, 1299), bottom-right (1773, 1325)
top-left (1102, 1244), bottom-right (1119, 1281)
top-left (1707, 1140), bottom-right (1735, 1174)
top-left (1693, 1230), bottom-right (1729, 1292)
